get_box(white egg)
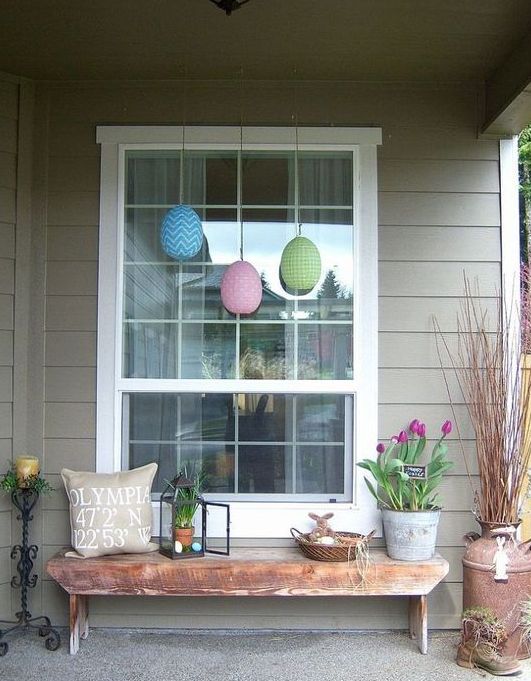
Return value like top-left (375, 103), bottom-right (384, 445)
top-left (319, 536), bottom-right (335, 545)
top-left (174, 540), bottom-right (183, 553)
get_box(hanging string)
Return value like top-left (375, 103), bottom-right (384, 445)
top-left (239, 66), bottom-right (244, 261)
top-left (179, 63), bottom-right (187, 205)
top-left (292, 67), bottom-right (301, 236)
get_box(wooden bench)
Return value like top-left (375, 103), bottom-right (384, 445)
top-left (47, 548), bottom-right (449, 656)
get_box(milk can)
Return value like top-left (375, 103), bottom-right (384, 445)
top-left (462, 521), bottom-right (531, 659)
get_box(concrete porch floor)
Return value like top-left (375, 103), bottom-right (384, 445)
top-left (1, 630), bottom-right (530, 681)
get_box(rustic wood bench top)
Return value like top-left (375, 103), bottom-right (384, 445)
top-left (46, 548), bottom-right (449, 655)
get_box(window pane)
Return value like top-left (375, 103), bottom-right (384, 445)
top-left (240, 324), bottom-right (294, 379)
top-left (299, 153), bottom-right (352, 207)
top-left (184, 152), bottom-right (237, 205)
top-left (180, 444), bottom-right (235, 494)
top-left (124, 264), bottom-right (179, 320)
top-left (242, 152), bottom-right (294, 205)
top-left (123, 392), bottom-right (353, 500)
top-left (181, 265), bottom-right (231, 320)
top-left (235, 394), bottom-right (291, 442)
top-left (238, 445), bottom-right (289, 493)
top-left (123, 323), bottom-right (178, 378)
top-left (296, 395), bottom-right (345, 442)
top-left (125, 208), bottom-right (173, 263)
top-left (181, 323), bottom-right (236, 379)
top-left (297, 324), bottom-right (352, 379)
top-left (129, 393), bottom-right (178, 440)
top-left (126, 151), bottom-right (180, 206)
top-left (197, 219), bottom-right (240, 264)
top-left (130, 443), bottom-right (178, 495)
top-left (179, 393), bottom-right (234, 442)
top-left (296, 446), bottom-right (344, 494)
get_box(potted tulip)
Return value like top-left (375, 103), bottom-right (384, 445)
top-left (357, 419), bottom-right (453, 561)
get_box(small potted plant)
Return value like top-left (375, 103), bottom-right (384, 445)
top-left (456, 606), bottom-right (522, 675)
top-left (171, 467), bottom-right (205, 550)
top-left (357, 419), bottom-right (453, 561)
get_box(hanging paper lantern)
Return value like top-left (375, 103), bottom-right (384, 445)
top-left (160, 205), bottom-right (203, 260)
top-left (221, 260), bottom-right (263, 314)
top-left (280, 236), bottom-right (321, 293)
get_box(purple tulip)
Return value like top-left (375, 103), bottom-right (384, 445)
top-left (441, 420), bottom-right (452, 436)
top-left (409, 419), bottom-right (420, 434)
top-left (391, 436), bottom-right (399, 444)
top-left (417, 422), bottom-right (426, 438)
top-left (376, 443), bottom-right (386, 454)
top-left (398, 430), bottom-right (408, 443)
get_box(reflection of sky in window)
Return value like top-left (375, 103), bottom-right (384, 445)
top-left (204, 221), bottom-right (353, 300)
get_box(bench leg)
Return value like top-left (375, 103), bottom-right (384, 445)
top-left (70, 595), bottom-right (89, 654)
top-left (408, 596), bottom-right (417, 639)
top-left (79, 595), bottom-right (89, 640)
top-left (410, 595), bottom-right (428, 654)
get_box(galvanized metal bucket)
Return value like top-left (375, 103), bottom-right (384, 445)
top-left (382, 508), bottom-right (440, 561)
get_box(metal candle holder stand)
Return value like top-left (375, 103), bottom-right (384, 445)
top-left (0, 489), bottom-right (61, 656)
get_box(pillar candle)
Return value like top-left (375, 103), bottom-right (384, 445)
top-left (15, 455), bottom-right (40, 487)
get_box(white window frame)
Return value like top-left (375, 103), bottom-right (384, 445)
top-left (96, 125), bottom-right (381, 538)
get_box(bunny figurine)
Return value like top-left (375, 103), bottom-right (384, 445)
top-left (308, 512), bottom-right (335, 542)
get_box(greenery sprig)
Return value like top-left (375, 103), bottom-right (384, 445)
top-left (0, 467), bottom-right (54, 494)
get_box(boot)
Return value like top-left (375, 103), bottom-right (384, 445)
top-left (456, 640), bottom-right (522, 676)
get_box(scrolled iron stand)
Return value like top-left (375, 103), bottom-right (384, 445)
top-left (0, 489), bottom-right (61, 656)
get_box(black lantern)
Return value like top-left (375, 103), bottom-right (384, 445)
top-left (159, 473), bottom-right (230, 559)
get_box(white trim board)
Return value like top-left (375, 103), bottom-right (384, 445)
top-left (97, 126), bottom-right (383, 146)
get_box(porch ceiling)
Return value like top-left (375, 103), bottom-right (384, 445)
top-left (1, 1), bottom-right (531, 133)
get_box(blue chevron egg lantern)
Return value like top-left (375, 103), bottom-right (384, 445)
top-left (160, 205), bottom-right (203, 260)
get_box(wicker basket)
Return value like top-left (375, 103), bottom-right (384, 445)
top-left (290, 528), bottom-right (375, 562)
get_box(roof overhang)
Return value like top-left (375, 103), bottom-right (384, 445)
top-left (1, 1), bottom-right (531, 136)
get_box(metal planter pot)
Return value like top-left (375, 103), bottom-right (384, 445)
top-left (382, 508), bottom-right (440, 561)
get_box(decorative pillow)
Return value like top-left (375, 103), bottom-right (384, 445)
top-left (61, 463), bottom-right (158, 559)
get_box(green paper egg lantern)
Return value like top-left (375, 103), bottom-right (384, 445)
top-left (280, 236), bottom-right (322, 293)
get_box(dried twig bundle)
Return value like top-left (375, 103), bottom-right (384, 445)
top-left (437, 277), bottom-right (531, 524)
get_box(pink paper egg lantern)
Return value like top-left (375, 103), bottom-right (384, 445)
top-left (221, 260), bottom-right (262, 314)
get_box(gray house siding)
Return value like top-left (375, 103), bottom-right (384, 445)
top-left (0, 76), bottom-right (18, 619)
top-left (11, 79), bottom-right (501, 629)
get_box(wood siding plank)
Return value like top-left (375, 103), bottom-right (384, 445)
top-left (47, 191), bottom-right (99, 226)
top-left (44, 402), bottom-right (95, 439)
top-left (379, 297), bottom-right (498, 332)
top-left (0, 330), bottom-right (13, 366)
top-left (379, 226), bottom-right (500, 262)
top-left (46, 261), bottom-right (97, 296)
top-left (379, 160), bottom-right (499, 193)
top-left (379, 368), bottom-right (462, 404)
top-left (48, 156), bottom-right (100, 192)
top-left (0, 152), bottom-right (17, 189)
top-left (0, 223), bottom-right (15, 259)
top-left (45, 331), bottom-right (96, 367)
top-left (379, 262), bottom-right (500, 297)
top-left (47, 226), bottom-right (98, 262)
top-left (45, 366), bottom-right (96, 403)
top-left (0, 367), bottom-right (12, 402)
top-left (0, 403), bottom-right (12, 439)
top-left (0, 258), bottom-right (14, 295)
top-left (379, 192), bottom-right (501, 226)
top-left (45, 296), bottom-right (97, 331)
top-left (0, 187), bottom-right (16, 224)
top-left (379, 127), bottom-right (499, 161)
top-left (0, 116), bottom-right (17, 154)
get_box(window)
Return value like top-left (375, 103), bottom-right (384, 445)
top-left (97, 126), bottom-right (380, 536)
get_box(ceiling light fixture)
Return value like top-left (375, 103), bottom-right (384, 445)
top-left (209, 0), bottom-right (250, 16)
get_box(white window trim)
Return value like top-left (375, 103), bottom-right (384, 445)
top-left (96, 125), bottom-right (381, 537)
